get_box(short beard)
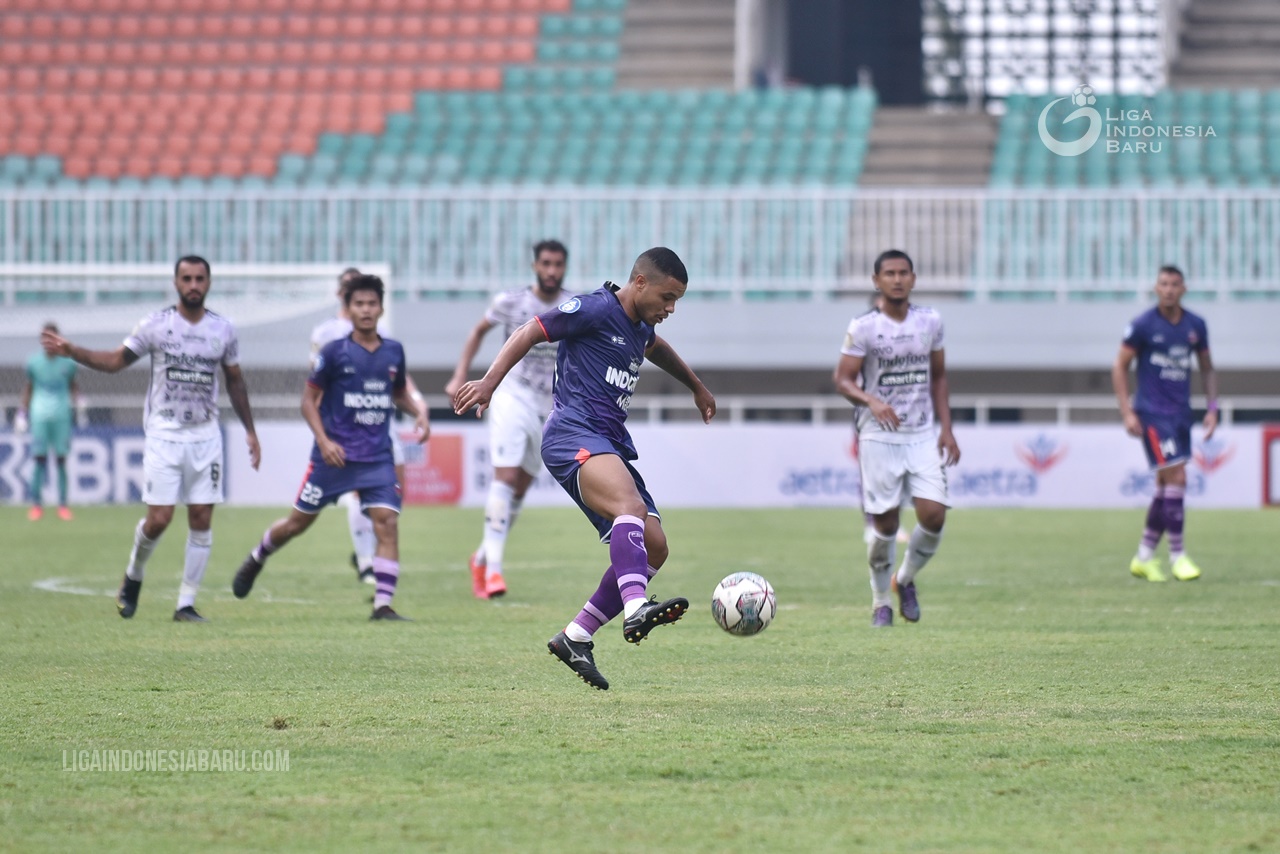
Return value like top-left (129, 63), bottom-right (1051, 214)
top-left (179, 293), bottom-right (205, 311)
top-left (535, 275), bottom-right (562, 295)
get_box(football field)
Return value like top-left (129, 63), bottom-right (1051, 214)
top-left (3, 505), bottom-right (1278, 852)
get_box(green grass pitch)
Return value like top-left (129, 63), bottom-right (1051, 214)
top-left (2, 505), bottom-right (1278, 852)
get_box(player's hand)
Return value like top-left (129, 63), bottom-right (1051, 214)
top-left (40, 329), bottom-right (71, 357)
top-left (937, 429), bottom-right (961, 466)
top-left (1121, 410), bottom-right (1142, 438)
top-left (13, 409), bottom-right (29, 434)
top-left (245, 431), bottom-right (262, 470)
top-left (1202, 408), bottom-right (1219, 441)
top-left (444, 375), bottom-right (465, 400)
top-left (452, 379), bottom-right (494, 417)
top-left (318, 436), bottom-right (346, 467)
top-left (413, 413), bottom-right (430, 444)
top-left (693, 386), bottom-right (717, 424)
top-left (868, 398), bottom-right (900, 430)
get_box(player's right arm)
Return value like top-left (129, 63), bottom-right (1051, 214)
top-left (833, 355), bottom-right (899, 430)
top-left (444, 316), bottom-right (496, 399)
top-left (1111, 345), bottom-right (1142, 437)
top-left (301, 383), bottom-right (345, 467)
top-left (41, 329), bottom-right (140, 374)
top-left (452, 319), bottom-right (545, 417)
top-left (15, 369), bottom-right (32, 432)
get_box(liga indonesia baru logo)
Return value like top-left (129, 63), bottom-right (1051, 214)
top-left (1037, 84), bottom-right (1216, 156)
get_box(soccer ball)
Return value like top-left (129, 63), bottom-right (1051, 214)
top-left (711, 572), bottom-right (776, 636)
top-left (1070, 84), bottom-right (1096, 108)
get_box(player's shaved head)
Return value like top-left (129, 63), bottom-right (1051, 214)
top-left (873, 249), bottom-right (913, 275)
top-left (174, 255), bottom-right (210, 277)
top-left (630, 247), bottom-right (688, 286)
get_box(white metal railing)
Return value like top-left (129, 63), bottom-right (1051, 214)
top-left (3, 189), bottom-right (1280, 301)
top-left (2, 393), bottom-right (1275, 428)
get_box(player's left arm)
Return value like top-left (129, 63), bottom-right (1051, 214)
top-left (930, 349), bottom-right (961, 466)
top-left (69, 376), bottom-right (88, 428)
top-left (15, 375), bottom-right (32, 432)
top-left (1197, 347), bottom-right (1218, 439)
top-left (646, 334), bottom-right (716, 424)
top-left (222, 363), bottom-right (261, 470)
top-left (394, 363), bottom-right (430, 444)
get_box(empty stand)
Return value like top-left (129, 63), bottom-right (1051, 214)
top-left (0, 0), bottom-right (603, 184)
top-left (992, 90), bottom-right (1279, 189)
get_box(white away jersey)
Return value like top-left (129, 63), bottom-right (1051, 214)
top-left (124, 307), bottom-right (239, 441)
top-left (485, 287), bottom-right (563, 407)
top-left (841, 304), bottom-right (945, 443)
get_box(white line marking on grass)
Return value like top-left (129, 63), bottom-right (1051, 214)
top-left (33, 577), bottom-right (314, 604)
top-left (33, 577), bottom-right (114, 597)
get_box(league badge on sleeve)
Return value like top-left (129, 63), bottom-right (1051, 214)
top-left (558, 297), bottom-right (582, 314)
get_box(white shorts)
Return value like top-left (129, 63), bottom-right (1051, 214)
top-left (390, 426), bottom-right (405, 467)
top-left (142, 433), bottom-right (225, 506)
top-left (858, 436), bottom-right (949, 515)
top-left (487, 384), bottom-right (546, 475)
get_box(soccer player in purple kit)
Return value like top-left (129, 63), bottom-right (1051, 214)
top-left (1111, 265), bottom-right (1217, 583)
top-left (453, 247), bottom-right (716, 690)
top-left (232, 275), bottom-right (429, 620)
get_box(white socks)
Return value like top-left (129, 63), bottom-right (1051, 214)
top-left (126, 519), bottom-right (159, 581)
top-left (481, 480), bottom-right (516, 579)
top-left (896, 525), bottom-right (943, 586)
top-left (178, 529), bottom-right (212, 610)
top-left (867, 530), bottom-right (896, 608)
top-left (341, 492), bottom-right (375, 571)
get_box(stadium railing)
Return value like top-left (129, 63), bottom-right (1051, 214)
top-left (2, 188), bottom-right (1280, 301)
top-left (2, 393), bottom-right (1275, 429)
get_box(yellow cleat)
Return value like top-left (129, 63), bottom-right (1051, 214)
top-left (1130, 556), bottom-right (1168, 582)
top-left (1171, 555), bottom-right (1202, 581)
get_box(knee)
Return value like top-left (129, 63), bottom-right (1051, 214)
top-left (374, 514), bottom-right (399, 541)
top-left (917, 509), bottom-right (946, 532)
top-left (146, 507), bottom-right (174, 534)
top-left (644, 526), bottom-right (669, 569)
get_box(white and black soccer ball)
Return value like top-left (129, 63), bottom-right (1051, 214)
top-left (1070, 84), bottom-right (1097, 108)
top-left (711, 572), bottom-right (776, 636)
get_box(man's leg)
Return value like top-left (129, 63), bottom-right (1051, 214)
top-left (174, 503), bottom-right (214, 621)
top-left (1161, 464), bottom-right (1200, 580)
top-left (233, 508), bottom-right (320, 599)
top-left (369, 506), bottom-right (404, 614)
top-left (340, 492), bottom-right (376, 582)
top-left (117, 504), bottom-right (174, 618)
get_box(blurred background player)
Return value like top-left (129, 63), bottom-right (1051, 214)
top-left (1111, 265), bottom-right (1217, 583)
top-left (42, 256), bottom-right (262, 622)
top-left (856, 292), bottom-right (910, 547)
top-left (311, 267), bottom-right (424, 585)
top-left (834, 249), bottom-right (960, 628)
top-left (454, 247), bottom-right (716, 690)
top-left (18, 321), bottom-right (83, 521)
top-left (445, 239), bottom-right (570, 599)
top-left (234, 274), bottom-right (429, 621)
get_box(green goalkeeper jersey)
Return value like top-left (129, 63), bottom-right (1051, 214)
top-left (26, 351), bottom-right (77, 422)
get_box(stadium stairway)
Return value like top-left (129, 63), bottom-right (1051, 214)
top-left (615, 0), bottom-right (734, 89)
top-left (858, 107), bottom-right (996, 187)
top-left (1172, 0), bottom-right (1280, 88)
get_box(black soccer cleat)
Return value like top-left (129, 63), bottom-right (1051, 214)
top-left (173, 605), bottom-right (208, 623)
top-left (548, 631), bottom-right (608, 690)
top-left (116, 575), bottom-right (141, 619)
top-left (232, 554), bottom-right (263, 599)
top-left (370, 605), bottom-right (411, 621)
top-left (622, 596), bottom-right (689, 644)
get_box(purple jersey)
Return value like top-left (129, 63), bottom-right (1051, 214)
top-left (1121, 306), bottom-right (1209, 416)
top-left (307, 335), bottom-right (407, 464)
top-left (535, 284), bottom-right (655, 459)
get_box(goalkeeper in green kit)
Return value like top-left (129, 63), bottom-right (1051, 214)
top-left (18, 322), bottom-right (84, 521)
